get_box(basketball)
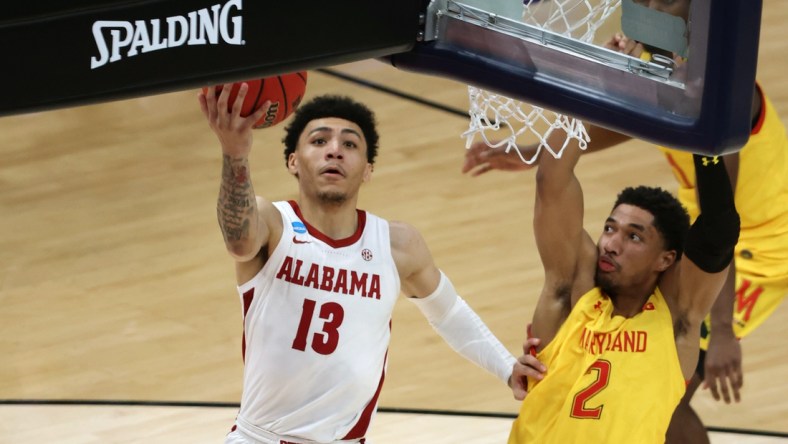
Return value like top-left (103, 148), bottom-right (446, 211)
top-left (204, 71), bottom-right (307, 128)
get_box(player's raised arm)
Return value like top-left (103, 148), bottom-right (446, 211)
top-left (666, 154), bottom-right (740, 375)
top-left (677, 154), bottom-right (740, 315)
top-left (702, 152), bottom-right (742, 402)
top-left (529, 138), bottom-right (596, 345)
top-left (199, 83), bottom-right (273, 263)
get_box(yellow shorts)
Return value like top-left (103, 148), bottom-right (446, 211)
top-left (700, 272), bottom-right (788, 350)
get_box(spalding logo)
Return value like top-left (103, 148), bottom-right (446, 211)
top-left (258, 102), bottom-right (280, 129)
top-left (90, 0), bottom-right (244, 69)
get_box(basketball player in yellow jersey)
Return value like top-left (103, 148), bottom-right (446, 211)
top-left (464, 6), bottom-right (788, 440)
top-left (468, 104), bottom-right (786, 444)
top-left (465, 94), bottom-right (786, 442)
top-left (601, 7), bottom-right (788, 440)
top-left (499, 130), bottom-right (739, 442)
top-left (465, 0), bottom-right (788, 440)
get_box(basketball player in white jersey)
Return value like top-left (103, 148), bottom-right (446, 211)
top-left (198, 84), bottom-right (546, 444)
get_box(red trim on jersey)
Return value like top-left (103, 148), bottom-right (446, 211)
top-left (751, 84), bottom-right (766, 135)
top-left (241, 288), bottom-right (255, 362)
top-left (288, 200), bottom-right (366, 248)
top-left (342, 351), bottom-right (388, 440)
top-left (664, 152), bottom-right (693, 188)
top-left (526, 324), bottom-right (537, 357)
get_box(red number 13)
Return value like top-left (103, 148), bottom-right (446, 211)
top-left (292, 299), bottom-right (344, 355)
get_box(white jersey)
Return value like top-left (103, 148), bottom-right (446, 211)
top-left (234, 200), bottom-right (400, 443)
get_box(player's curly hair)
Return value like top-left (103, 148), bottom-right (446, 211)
top-left (282, 95), bottom-right (379, 166)
top-left (613, 186), bottom-right (690, 259)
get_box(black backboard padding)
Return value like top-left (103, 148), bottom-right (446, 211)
top-left (0, 0), bottom-right (422, 116)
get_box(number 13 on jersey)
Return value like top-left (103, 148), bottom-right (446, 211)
top-left (292, 298), bottom-right (345, 355)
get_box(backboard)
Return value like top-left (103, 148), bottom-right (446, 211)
top-left (1, 0), bottom-right (761, 155)
top-left (387, 0), bottom-right (762, 154)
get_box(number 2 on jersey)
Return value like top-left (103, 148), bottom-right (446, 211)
top-left (292, 298), bottom-right (344, 355)
top-left (570, 359), bottom-right (611, 419)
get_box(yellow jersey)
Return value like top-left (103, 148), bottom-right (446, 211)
top-left (658, 87), bottom-right (788, 280)
top-left (509, 287), bottom-right (685, 444)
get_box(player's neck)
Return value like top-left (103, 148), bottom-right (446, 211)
top-left (608, 283), bottom-right (655, 318)
top-left (296, 196), bottom-right (360, 240)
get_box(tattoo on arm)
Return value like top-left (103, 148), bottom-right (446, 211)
top-left (218, 154), bottom-right (256, 242)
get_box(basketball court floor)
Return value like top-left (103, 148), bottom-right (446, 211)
top-left (1, 1), bottom-right (786, 442)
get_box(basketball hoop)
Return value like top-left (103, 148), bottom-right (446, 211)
top-left (463, 0), bottom-right (621, 163)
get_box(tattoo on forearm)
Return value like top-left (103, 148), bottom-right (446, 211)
top-left (218, 154), bottom-right (255, 242)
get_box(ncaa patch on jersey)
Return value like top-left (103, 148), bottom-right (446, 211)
top-left (292, 221), bottom-right (307, 234)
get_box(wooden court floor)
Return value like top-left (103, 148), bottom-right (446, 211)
top-left (1, 1), bottom-right (787, 442)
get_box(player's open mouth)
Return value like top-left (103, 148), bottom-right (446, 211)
top-left (598, 256), bottom-right (618, 272)
top-left (320, 165), bottom-right (345, 177)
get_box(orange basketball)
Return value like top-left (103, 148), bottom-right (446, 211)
top-left (204, 71), bottom-right (307, 128)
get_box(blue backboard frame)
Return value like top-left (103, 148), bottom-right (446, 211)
top-left (387, 0), bottom-right (762, 155)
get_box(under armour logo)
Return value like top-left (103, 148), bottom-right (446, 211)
top-left (594, 301), bottom-right (603, 311)
top-left (701, 156), bottom-right (720, 166)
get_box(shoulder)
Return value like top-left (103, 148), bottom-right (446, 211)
top-left (232, 197), bottom-right (284, 283)
top-left (388, 220), bottom-right (432, 273)
top-left (259, 197), bottom-right (284, 227)
top-left (388, 220), bottom-right (442, 297)
top-left (388, 220), bottom-right (423, 256)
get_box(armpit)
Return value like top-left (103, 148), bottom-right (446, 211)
top-left (553, 283), bottom-right (573, 316)
top-left (673, 313), bottom-right (690, 339)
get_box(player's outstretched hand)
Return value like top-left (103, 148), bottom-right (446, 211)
top-left (509, 337), bottom-right (547, 401)
top-left (199, 82), bottom-right (269, 158)
top-left (703, 331), bottom-right (743, 403)
top-left (603, 32), bottom-right (645, 58)
top-left (462, 141), bottom-right (537, 177)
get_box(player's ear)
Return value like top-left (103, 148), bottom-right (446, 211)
top-left (287, 152), bottom-right (299, 178)
top-left (656, 250), bottom-right (676, 272)
top-left (362, 163), bottom-right (373, 183)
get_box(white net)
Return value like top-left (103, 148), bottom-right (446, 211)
top-left (521, 0), bottom-right (621, 42)
top-left (463, 0), bottom-right (622, 164)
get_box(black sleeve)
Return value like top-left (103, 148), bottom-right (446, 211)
top-left (683, 155), bottom-right (740, 273)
